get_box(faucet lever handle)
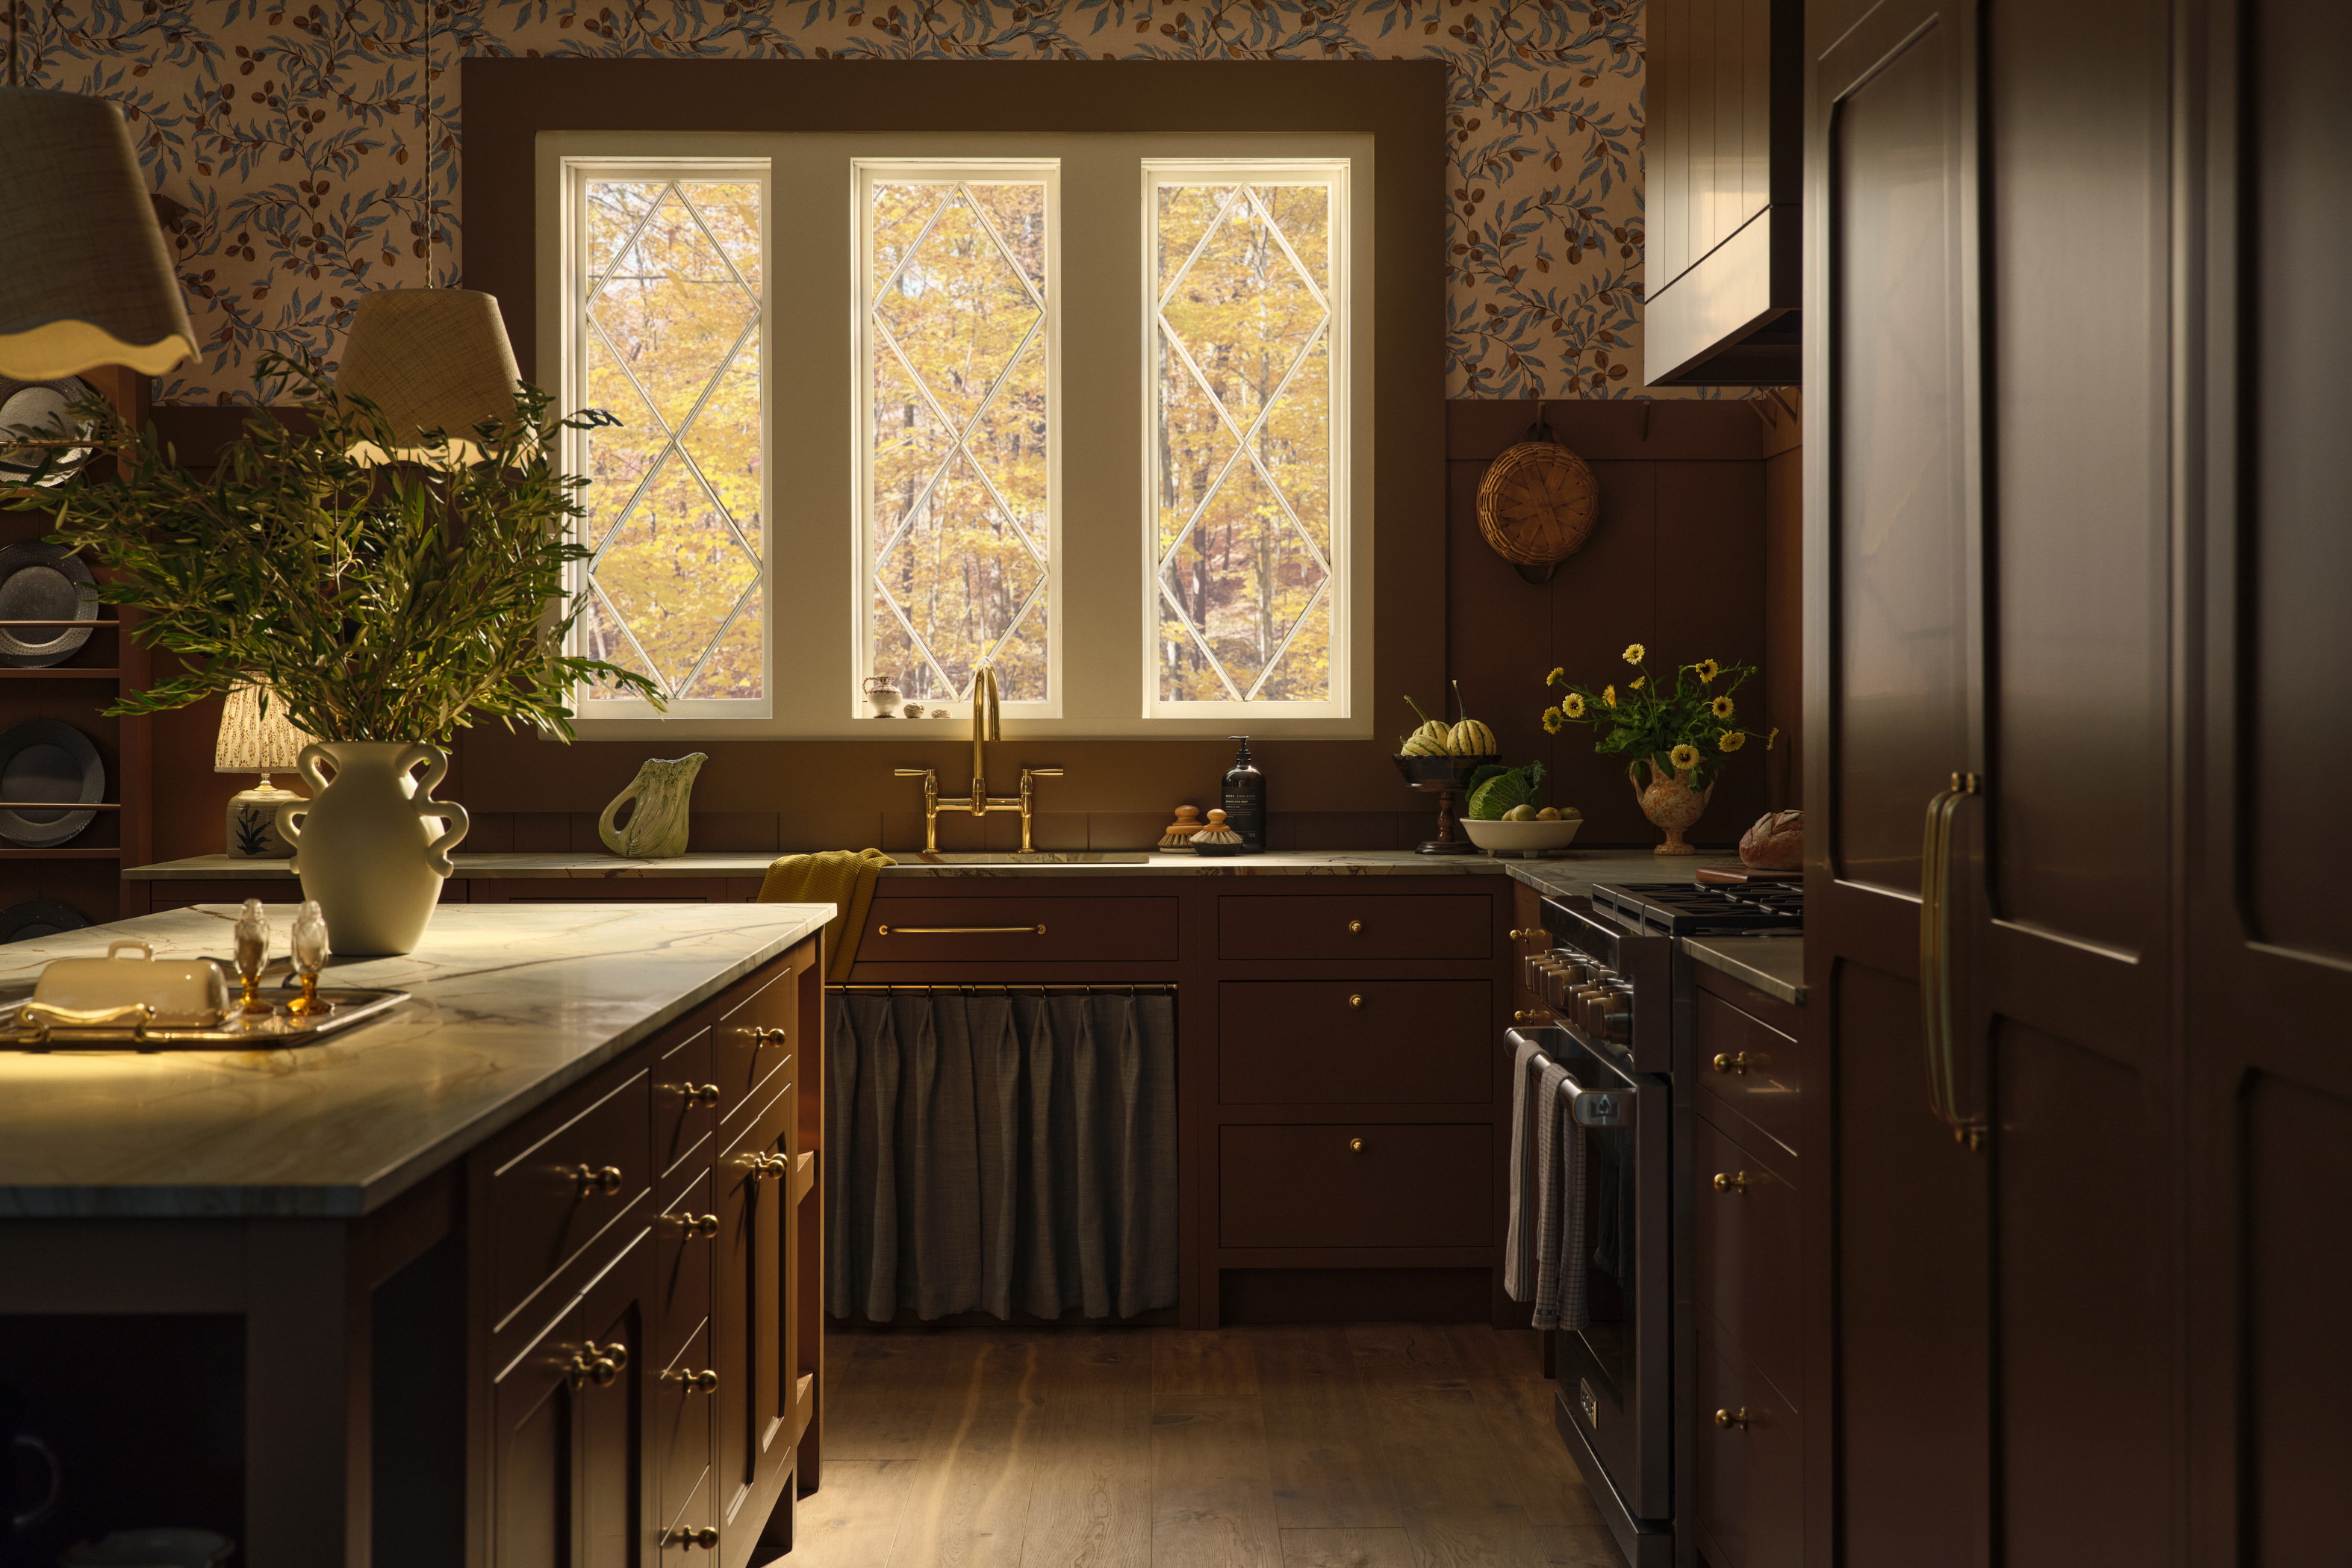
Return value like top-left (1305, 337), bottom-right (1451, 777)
top-left (894, 768), bottom-right (935, 778)
top-left (1024, 768), bottom-right (1065, 778)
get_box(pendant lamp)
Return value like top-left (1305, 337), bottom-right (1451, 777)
top-left (0, 87), bottom-right (198, 381)
top-left (335, 288), bottom-right (520, 464)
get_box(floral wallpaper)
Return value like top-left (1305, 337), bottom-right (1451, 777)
top-left (14, 0), bottom-right (1686, 404)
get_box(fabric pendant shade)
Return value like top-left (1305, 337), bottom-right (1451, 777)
top-left (0, 88), bottom-right (199, 381)
top-left (335, 289), bottom-right (520, 462)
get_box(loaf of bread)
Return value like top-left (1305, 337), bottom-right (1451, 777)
top-left (1739, 809), bottom-right (1804, 870)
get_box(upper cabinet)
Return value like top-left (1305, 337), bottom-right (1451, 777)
top-left (1644, 0), bottom-right (1802, 385)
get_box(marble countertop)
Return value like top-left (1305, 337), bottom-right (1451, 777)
top-left (0, 903), bottom-right (832, 1219)
top-left (125, 849), bottom-right (1520, 880)
top-left (1681, 935), bottom-right (1807, 1006)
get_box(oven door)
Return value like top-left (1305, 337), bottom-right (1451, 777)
top-left (1528, 1030), bottom-right (1674, 1534)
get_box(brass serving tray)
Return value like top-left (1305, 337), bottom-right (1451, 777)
top-left (0, 986), bottom-right (410, 1051)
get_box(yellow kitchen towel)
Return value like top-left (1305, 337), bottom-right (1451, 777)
top-left (758, 848), bottom-right (896, 983)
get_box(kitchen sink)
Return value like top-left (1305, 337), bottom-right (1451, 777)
top-left (901, 851), bottom-right (1151, 864)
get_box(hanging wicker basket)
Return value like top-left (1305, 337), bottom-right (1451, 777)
top-left (1476, 413), bottom-right (1599, 583)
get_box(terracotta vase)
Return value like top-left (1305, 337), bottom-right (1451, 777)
top-left (277, 741), bottom-right (470, 955)
top-left (1631, 758), bottom-right (1714, 856)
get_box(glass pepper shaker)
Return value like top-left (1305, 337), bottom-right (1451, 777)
top-left (233, 898), bottom-right (274, 1017)
top-left (287, 898), bottom-right (332, 1017)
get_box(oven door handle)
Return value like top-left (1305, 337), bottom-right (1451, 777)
top-left (1506, 1028), bottom-right (1637, 1128)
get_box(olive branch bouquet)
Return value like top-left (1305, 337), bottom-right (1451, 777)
top-left (1539, 644), bottom-right (1773, 788)
top-left (4, 354), bottom-right (659, 744)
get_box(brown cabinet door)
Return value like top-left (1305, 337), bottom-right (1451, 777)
top-left (1694, 1334), bottom-right (1802, 1568)
top-left (1217, 1123), bottom-right (1490, 1248)
top-left (488, 1227), bottom-right (652, 1568)
top-left (712, 1082), bottom-right (794, 1537)
top-left (1694, 1115), bottom-right (1800, 1410)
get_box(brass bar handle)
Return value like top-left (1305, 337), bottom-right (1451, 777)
top-left (1920, 772), bottom-right (1985, 1149)
top-left (877, 924), bottom-right (1046, 936)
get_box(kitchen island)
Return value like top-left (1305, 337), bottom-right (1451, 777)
top-left (0, 902), bottom-right (832, 1568)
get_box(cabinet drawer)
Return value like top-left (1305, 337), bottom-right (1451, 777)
top-left (654, 1024), bottom-right (718, 1180)
top-left (1219, 981), bottom-right (1493, 1104)
top-left (656, 1318), bottom-right (718, 1534)
top-left (486, 1070), bottom-right (653, 1331)
top-left (1696, 1115), bottom-right (1801, 1406)
top-left (713, 969), bottom-right (797, 1120)
top-left (1696, 1335), bottom-right (1802, 1568)
top-left (1694, 990), bottom-right (1801, 1160)
top-left (1219, 895), bottom-right (1493, 962)
top-left (654, 1167), bottom-right (715, 1368)
top-left (860, 896), bottom-right (1178, 963)
top-left (659, 1464), bottom-right (715, 1561)
top-left (1219, 1123), bottom-right (1490, 1248)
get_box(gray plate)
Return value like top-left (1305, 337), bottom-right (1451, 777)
top-left (0, 719), bottom-right (104, 847)
top-left (0, 542), bottom-right (99, 667)
top-left (0, 376), bottom-right (98, 488)
top-left (0, 900), bottom-right (91, 943)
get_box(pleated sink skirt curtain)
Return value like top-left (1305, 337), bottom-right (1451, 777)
top-left (826, 988), bottom-right (1180, 1323)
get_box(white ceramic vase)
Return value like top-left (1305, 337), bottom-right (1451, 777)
top-left (276, 741), bottom-right (470, 956)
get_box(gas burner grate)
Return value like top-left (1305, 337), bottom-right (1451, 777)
top-left (1590, 880), bottom-right (1806, 936)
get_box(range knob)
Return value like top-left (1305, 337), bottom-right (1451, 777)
top-left (1600, 995), bottom-right (1634, 1043)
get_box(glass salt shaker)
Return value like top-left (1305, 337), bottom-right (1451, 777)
top-left (287, 898), bottom-right (332, 1017)
top-left (233, 897), bottom-right (274, 1016)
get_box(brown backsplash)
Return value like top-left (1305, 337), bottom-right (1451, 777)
top-left (146, 398), bottom-right (1800, 863)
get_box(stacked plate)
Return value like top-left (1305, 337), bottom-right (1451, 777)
top-left (0, 718), bottom-right (104, 846)
top-left (0, 541), bottom-right (99, 668)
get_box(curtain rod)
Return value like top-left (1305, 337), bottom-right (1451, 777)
top-left (830, 983), bottom-right (1177, 995)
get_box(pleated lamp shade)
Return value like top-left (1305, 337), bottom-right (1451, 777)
top-left (214, 682), bottom-right (315, 779)
top-left (335, 289), bottom-right (520, 462)
top-left (0, 88), bottom-right (199, 381)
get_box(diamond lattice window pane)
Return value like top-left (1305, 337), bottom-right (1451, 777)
top-left (1154, 178), bottom-right (1336, 703)
top-left (864, 175), bottom-right (1051, 704)
top-left (577, 175), bottom-right (765, 704)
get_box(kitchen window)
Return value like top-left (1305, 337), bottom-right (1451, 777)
top-left (545, 134), bottom-right (1369, 738)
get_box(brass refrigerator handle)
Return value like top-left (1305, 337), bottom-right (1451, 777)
top-left (1920, 772), bottom-right (1985, 1150)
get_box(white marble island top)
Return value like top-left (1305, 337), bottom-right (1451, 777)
top-left (0, 903), bottom-right (832, 1220)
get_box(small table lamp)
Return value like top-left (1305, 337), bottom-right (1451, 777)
top-left (216, 683), bottom-right (314, 857)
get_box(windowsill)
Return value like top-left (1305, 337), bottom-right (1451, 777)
top-left (560, 714), bottom-right (1378, 741)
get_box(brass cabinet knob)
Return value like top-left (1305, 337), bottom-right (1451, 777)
top-left (1710, 1051), bottom-right (1770, 1075)
top-left (1348, 994), bottom-right (1365, 1009)
top-left (1514, 1009), bottom-right (1549, 1024)
top-left (665, 1525), bottom-right (721, 1549)
top-left (676, 1082), bottom-right (721, 1106)
top-left (567, 1345), bottom-right (623, 1388)
top-left (1348, 919), bottom-right (1365, 934)
top-left (1348, 1137), bottom-right (1366, 1154)
top-left (571, 1163), bottom-right (624, 1197)
top-left (666, 1367), bottom-right (719, 1393)
top-left (667, 1212), bottom-right (721, 1239)
top-left (748, 1152), bottom-right (791, 1179)
top-left (747, 1026), bottom-right (788, 1045)
top-left (1713, 1172), bottom-right (1751, 1193)
top-left (1509, 928), bottom-right (1542, 941)
top-left (1714, 1407), bottom-right (1749, 1429)
top-left (588, 1340), bottom-right (628, 1372)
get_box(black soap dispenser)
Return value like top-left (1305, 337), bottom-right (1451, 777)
top-left (1221, 736), bottom-right (1266, 853)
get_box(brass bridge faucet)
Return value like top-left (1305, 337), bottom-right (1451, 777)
top-left (893, 662), bottom-right (1063, 853)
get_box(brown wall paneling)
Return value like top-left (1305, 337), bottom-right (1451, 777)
top-left (1761, 396), bottom-right (1802, 812)
top-left (1443, 399), bottom-right (1785, 848)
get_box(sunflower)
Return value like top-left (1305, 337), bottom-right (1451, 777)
top-left (1670, 743), bottom-right (1702, 772)
top-left (1693, 659), bottom-right (1720, 683)
top-left (1602, 685), bottom-right (1617, 709)
top-left (1546, 666), bottom-right (1566, 686)
top-left (1719, 729), bottom-right (1746, 753)
top-left (1542, 706), bottom-right (1566, 734)
top-left (1623, 643), bottom-right (1646, 665)
top-left (1630, 676), bottom-right (1646, 691)
top-left (1711, 694), bottom-right (1735, 719)
top-left (1563, 692), bottom-right (1587, 719)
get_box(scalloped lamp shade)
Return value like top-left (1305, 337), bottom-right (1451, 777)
top-left (0, 88), bottom-right (198, 381)
top-left (214, 683), bottom-right (314, 777)
top-left (335, 289), bottom-right (520, 462)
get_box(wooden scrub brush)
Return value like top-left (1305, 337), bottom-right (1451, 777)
top-left (1190, 808), bottom-right (1246, 856)
top-left (1158, 804), bottom-right (1204, 850)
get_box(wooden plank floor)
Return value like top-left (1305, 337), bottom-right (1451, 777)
top-left (780, 1325), bottom-right (1622, 1568)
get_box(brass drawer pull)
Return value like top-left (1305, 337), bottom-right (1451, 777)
top-left (745, 1026), bottom-right (788, 1045)
top-left (1713, 1171), bottom-right (1750, 1194)
top-left (1347, 919), bottom-right (1365, 933)
top-left (667, 1211), bottom-right (720, 1238)
top-left (567, 1340), bottom-right (627, 1387)
top-left (877, 924), bottom-right (1046, 936)
top-left (665, 1367), bottom-right (719, 1393)
top-left (665, 1525), bottom-right (721, 1549)
top-left (676, 1082), bottom-right (721, 1106)
top-left (1348, 994), bottom-right (1365, 1009)
top-left (1509, 927), bottom-right (1542, 941)
top-left (748, 1153), bottom-right (790, 1180)
top-left (571, 1163), bottom-right (624, 1197)
top-left (1514, 1009), bottom-right (1549, 1024)
top-left (1715, 1407), bottom-right (1749, 1430)
top-left (1710, 1052), bottom-right (1770, 1075)
top-left (1348, 1137), bottom-right (1367, 1154)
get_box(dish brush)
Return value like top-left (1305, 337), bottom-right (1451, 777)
top-left (1158, 804), bottom-right (1204, 850)
top-left (1191, 807), bottom-right (1246, 856)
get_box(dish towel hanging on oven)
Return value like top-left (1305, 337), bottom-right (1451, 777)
top-left (827, 988), bottom-right (1179, 1323)
top-left (1505, 1043), bottom-right (1590, 1331)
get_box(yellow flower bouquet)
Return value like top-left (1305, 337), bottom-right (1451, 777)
top-left (1540, 647), bottom-right (1770, 852)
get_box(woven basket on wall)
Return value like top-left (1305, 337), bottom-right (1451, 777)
top-left (1475, 415), bottom-right (1599, 583)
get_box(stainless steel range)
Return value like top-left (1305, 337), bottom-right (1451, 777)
top-left (1506, 879), bottom-right (1804, 1568)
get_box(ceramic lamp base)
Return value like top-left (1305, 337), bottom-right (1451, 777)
top-left (225, 783), bottom-right (301, 857)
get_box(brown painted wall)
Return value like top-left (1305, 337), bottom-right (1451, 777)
top-left (147, 398), bottom-right (1791, 862)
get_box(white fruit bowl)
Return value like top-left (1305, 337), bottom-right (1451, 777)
top-left (1460, 817), bottom-right (1584, 856)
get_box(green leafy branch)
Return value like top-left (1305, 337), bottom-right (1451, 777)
top-left (1539, 645), bottom-right (1770, 787)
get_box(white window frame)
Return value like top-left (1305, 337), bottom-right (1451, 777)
top-left (1142, 159), bottom-right (1352, 721)
top-left (853, 158), bottom-right (1062, 720)
top-left (540, 131), bottom-right (1374, 741)
top-left (557, 155), bottom-right (774, 721)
